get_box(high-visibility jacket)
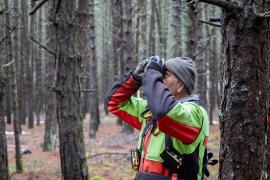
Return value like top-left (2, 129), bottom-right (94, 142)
top-left (106, 69), bottom-right (209, 180)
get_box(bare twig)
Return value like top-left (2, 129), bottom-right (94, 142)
top-left (199, 20), bottom-right (221, 28)
top-left (0, 23), bottom-right (19, 45)
top-left (27, 35), bottom-right (55, 56)
top-left (2, 59), bottom-right (14, 68)
top-left (88, 152), bottom-right (128, 159)
top-left (81, 89), bottom-right (96, 92)
top-left (29, 0), bottom-right (49, 15)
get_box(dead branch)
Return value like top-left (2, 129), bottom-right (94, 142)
top-left (200, 0), bottom-right (239, 11)
top-left (29, 0), bottom-right (49, 15)
top-left (254, 11), bottom-right (270, 18)
top-left (198, 20), bottom-right (221, 28)
top-left (81, 89), bottom-right (96, 92)
top-left (2, 59), bottom-right (14, 68)
top-left (88, 152), bottom-right (128, 159)
top-left (0, 23), bottom-right (19, 45)
top-left (187, 0), bottom-right (239, 12)
top-left (27, 35), bottom-right (55, 56)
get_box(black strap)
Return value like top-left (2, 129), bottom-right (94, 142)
top-left (138, 117), bottom-right (155, 154)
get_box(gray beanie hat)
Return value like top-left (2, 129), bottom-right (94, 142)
top-left (165, 57), bottom-right (197, 94)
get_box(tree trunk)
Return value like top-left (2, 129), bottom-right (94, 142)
top-left (43, 0), bottom-right (57, 151)
top-left (84, 0), bottom-right (100, 138)
top-left (208, 6), bottom-right (218, 125)
top-left (35, 7), bottom-right (44, 126)
top-left (11, 0), bottom-right (22, 131)
top-left (0, 0), bottom-right (9, 175)
top-left (12, 49), bottom-right (23, 173)
top-left (55, 1), bottom-right (88, 179)
top-left (121, 0), bottom-right (134, 133)
top-left (3, 0), bottom-right (12, 125)
top-left (172, 0), bottom-right (182, 57)
top-left (10, 27), bottom-right (23, 173)
top-left (27, 0), bottom-right (35, 129)
top-left (219, 2), bottom-right (270, 178)
top-left (101, 0), bottom-right (111, 115)
top-left (186, 6), bottom-right (197, 61)
top-left (19, 0), bottom-right (29, 125)
top-left (195, 5), bottom-right (207, 108)
top-left (112, 0), bottom-right (123, 125)
top-left (147, 0), bottom-right (156, 56)
top-left (137, 0), bottom-right (147, 61)
top-left (0, 59), bottom-right (8, 180)
top-left (155, 1), bottom-right (166, 58)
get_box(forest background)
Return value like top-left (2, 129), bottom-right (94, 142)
top-left (0, 0), bottom-right (269, 180)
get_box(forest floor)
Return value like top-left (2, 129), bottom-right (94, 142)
top-left (6, 111), bottom-right (220, 180)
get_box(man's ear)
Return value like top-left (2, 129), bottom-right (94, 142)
top-left (176, 83), bottom-right (183, 93)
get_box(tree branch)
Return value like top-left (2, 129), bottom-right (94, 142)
top-left (88, 152), bottom-right (128, 159)
top-left (27, 35), bottom-right (55, 56)
top-left (0, 23), bottom-right (19, 45)
top-left (81, 89), bottom-right (96, 92)
top-left (29, 0), bottom-right (49, 15)
top-left (2, 59), bottom-right (14, 68)
top-left (254, 11), bottom-right (270, 18)
top-left (199, 20), bottom-right (221, 28)
top-left (187, 0), bottom-right (239, 12)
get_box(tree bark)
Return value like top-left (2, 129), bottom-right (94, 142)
top-left (3, 0), bottom-right (12, 125)
top-left (0, 59), bottom-right (8, 180)
top-left (147, 0), bottom-right (156, 56)
top-left (35, 7), bottom-right (44, 126)
top-left (208, 6), bottom-right (218, 124)
top-left (11, 0), bottom-right (23, 172)
top-left (155, 0), bottom-right (166, 58)
top-left (219, 2), bottom-right (270, 178)
top-left (195, 5), bottom-right (207, 108)
top-left (86, 0), bottom-right (100, 138)
top-left (112, 0), bottom-right (124, 125)
top-left (137, 0), bottom-right (147, 60)
top-left (121, 0), bottom-right (134, 133)
top-left (0, 0), bottom-right (9, 176)
top-left (77, 0), bottom-right (100, 138)
top-left (187, 5), bottom-right (197, 61)
top-left (19, 0), bottom-right (29, 125)
top-left (27, 0), bottom-right (35, 129)
top-left (55, 1), bottom-right (88, 179)
top-left (172, 0), bottom-right (182, 57)
top-left (43, 0), bottom-right (57, 151)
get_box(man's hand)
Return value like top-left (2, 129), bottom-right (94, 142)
top-left (132, 59), bottom-right (149, 83)
top-left (145, 56), bottom-right (165, 74)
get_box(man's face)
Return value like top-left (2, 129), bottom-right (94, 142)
top-left (163, 71), bottom-right (183, 96)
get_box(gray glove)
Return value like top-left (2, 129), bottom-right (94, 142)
top-left (132, 59), bottom-right (149, 83)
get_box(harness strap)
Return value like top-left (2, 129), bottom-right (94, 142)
top-left (138, 117), bottom-right (155, 154)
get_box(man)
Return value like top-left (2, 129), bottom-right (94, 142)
top-left (106, 56), bottom-right (209, 180)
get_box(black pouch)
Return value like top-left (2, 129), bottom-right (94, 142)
top-left (160, 148), bottom-right (183, 172)
top-left (131, 149), bottom-right (141, 171)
